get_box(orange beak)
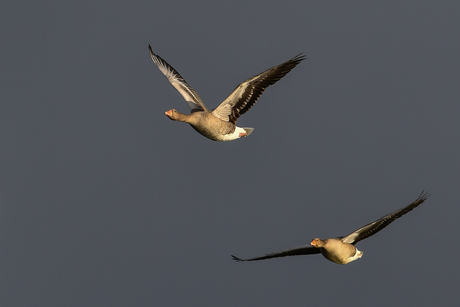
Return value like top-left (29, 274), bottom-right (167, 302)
top-left (310, 239), bottom-right (317, 247)
top-left (165, 110), bottom-right (172, 117)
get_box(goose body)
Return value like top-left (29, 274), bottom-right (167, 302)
top-left (232, 191), bottom-right (429, 265)
top-left (310, 238), bottom-right (362, 265)
top-left (149, 45), bottom-right (305, 141)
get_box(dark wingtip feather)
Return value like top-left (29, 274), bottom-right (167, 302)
top-left (231, 255), bottom-right (244, 262)
top-left (417, 190), bottom-right (431, 202)
top-left (291, 53), bottom-right (307, 63)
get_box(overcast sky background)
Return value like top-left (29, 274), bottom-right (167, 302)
top-left (1, 1), bottom-right (459, 306)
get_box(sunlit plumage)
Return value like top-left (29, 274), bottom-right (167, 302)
top-left (149, 45), bottom-right (305, 141)
top-left (232, 191), bottom-right (429, 264)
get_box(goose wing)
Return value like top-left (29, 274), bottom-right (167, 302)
top-left (213, 54), bottom-right (306, 124)
top-left (149, 45), bottom-right (208, 112)
top-left (231, 244), bottom-right (319, 262)
top-left (341, 191), bottom-right (430, 245)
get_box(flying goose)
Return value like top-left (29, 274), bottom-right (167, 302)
top-left (232, 191), bottom-right (429, 264)
top-left (149, 45), bottom-right (305, 141)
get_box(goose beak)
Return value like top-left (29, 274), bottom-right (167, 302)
top-left (165, 110), bottom-right (172, 117)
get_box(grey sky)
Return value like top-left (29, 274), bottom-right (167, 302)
top-left (1, 1), bottom-right (459, 306)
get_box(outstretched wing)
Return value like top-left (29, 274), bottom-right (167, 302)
top-left (342, 191), bottom-right (430, 244)
top-left (231, 244), bottom-right (319, 262)
top-left (213, 54), bottom-right (306, 124)
top-left (148, 45), bottom-right (208, 112)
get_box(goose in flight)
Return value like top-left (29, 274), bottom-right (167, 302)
top-left (232, 191), bottom-right (429, 264)
top-left (149, 45), bottom-right (305, 141)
